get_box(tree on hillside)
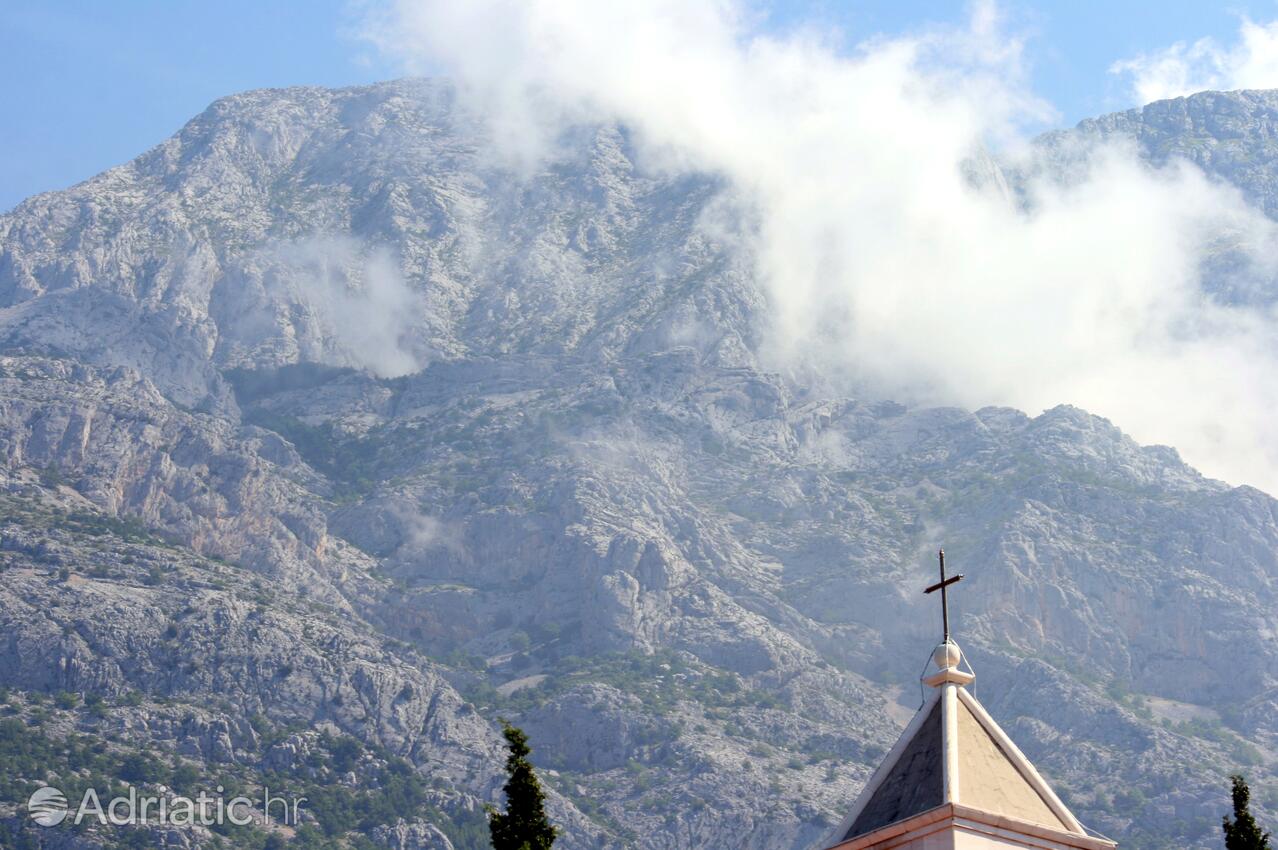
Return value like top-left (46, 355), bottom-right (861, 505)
top-left (1223, 774), bottom-right (1272, 850)
top-left (488, 723), bottom-right (557, 850)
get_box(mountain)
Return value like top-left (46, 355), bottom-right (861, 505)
top-left (1045, 89), bottom-right (1278, 218)
top-left (0, 80), bottom-right (1275, 850)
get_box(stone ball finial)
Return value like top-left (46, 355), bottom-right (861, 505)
top-left (923, 640), bottom-right (974, 688)
top-left (933, 640), bottom-right (962, 670)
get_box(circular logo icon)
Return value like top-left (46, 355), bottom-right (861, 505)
top-left (28, 785), bottom-right (68, 827)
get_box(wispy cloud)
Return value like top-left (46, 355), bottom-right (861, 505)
top-left (365, 0), bottom-right (1278, 494)
top-left (1110, 17), bottom-right (1278, 104)
top-left (241, 235), bottom-right (427, 378)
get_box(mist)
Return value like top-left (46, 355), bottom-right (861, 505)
top-left (366, 0), bottom-right (1278, 494)
top-left (261, 236), bottom-right (426, 378)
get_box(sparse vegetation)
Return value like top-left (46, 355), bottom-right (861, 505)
top-left (0, 697), bottom-right (491, 850)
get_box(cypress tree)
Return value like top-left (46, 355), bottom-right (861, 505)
top-left (1223, 774), bottom-right (1272, 850)
top-left (488, 723), bottom-right (557, 850)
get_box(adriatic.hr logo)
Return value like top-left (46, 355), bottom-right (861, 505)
top-left (27, 786), bottom-right (69, 826)
top-left (24, 783), bottom-right (305, 828)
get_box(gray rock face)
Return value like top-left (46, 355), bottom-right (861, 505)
top-left (374, 819), bottom-right (458, 850)
top-left (1029, 89), bottom-right (1278, 309)
top-left (1048, 90), bottom-right (1278, 217)
top-left (0, 80), bottom-right (1275, 849)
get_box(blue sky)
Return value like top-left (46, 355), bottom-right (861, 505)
top-left (1, 0), bottom-right (1275, 212)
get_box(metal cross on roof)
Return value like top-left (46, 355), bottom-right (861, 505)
top-left (924, 548), bottom-right (963, 642)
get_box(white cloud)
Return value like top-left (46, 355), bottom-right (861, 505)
top-left (366, 0), bottom-right (1278, 494)
top-left (393, 505), bottom-right (467, 556)
top-left (1111, 17), bottom-right (1278, 104)
top-left (266, 236), bottom-right (426, 378)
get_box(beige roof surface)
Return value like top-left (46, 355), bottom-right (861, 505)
top-left (954, 695), bottom-right (1067, 831)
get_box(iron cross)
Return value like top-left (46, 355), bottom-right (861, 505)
top-left (924, 549), bottom-right (963, 641)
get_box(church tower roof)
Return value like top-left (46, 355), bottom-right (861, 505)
top-left (824, 554), bottom-right (1117, 850)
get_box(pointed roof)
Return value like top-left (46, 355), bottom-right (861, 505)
top-left (825, 641), bottom-right (1116, 850)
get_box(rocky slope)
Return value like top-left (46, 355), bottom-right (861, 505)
top-left (0, 81), bottom-right (1274, 849)
top-left (1045, 89), bottom-right (1278, 218)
